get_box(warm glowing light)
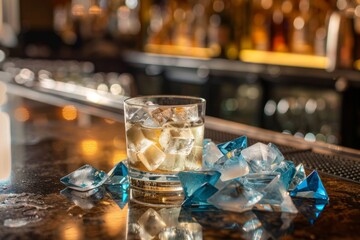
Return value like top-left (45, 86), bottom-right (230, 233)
top-left (81, 139), bottom-right (99, 156)
top-left (104, 204), bottom-right (128, 238)
top-left (14, 107), bottom-right (30, 122)
top-left (0, 112), bottom-right (11, 182)
top-left (89, 5), bottom-right (102, 15)
top-left (72, 4), bottom-right (85, 16)
top-left (112, 151), bottom-right (128, 166)
top-left (61, 222), bottom-right (82, 240)
top-left (62, 105), bottom-right (78, 121)
top-left (240, 50), bottom-right (328, 69)
top-left (104, 119), bottom-right (115, 124)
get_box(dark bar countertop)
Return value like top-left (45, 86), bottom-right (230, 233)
top-left (0, 82), bottom-right (360, 240)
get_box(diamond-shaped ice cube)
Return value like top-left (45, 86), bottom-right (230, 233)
top-left (288, 163), bottom-right (306, 191)
top-left (207, 180), bottom-right (263, 213)
top-left (182, 183), bottom-right (218, 207)
top-left (241, 173), bottom-right (279, 192)
top-left (213, 155), bottom-right (250, 181)
top-left (203, 141), bottom-right (224, 169)
top-left (128, 223), bottom-right (152, 240)
top-left (217, 136), bottom-right (247, 156)
top-left (60, 164), bottom-right (108, 191)
top-left (105, 161), bottom-right (129, 186)
top-left (178, 171), bottom-right (221, 198)
top-left (292, 198), bottom-right (327, 225)
top-left (254, 176), bottom-right (298, 213)
top-left (272, 161), bottom-right (296, 190)
top-left (138, 208), bottom-right (167, 237)
top-left (158, 227), bottom-right (192, 240)
top-left (106, 185), bottom-right (129, 209)
top-left (290, 170), bottom-right (329, 202)
top-left (137, 143), bottom-right (166, 171)
top-left (241, 143), bottom-right (285, 173)
top-left (159, 123), bottom-right (195, 155)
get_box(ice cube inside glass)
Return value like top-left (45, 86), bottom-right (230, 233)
top-left (124, 95), bottom-right (206, 193)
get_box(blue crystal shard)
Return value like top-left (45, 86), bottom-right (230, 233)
top-left (182, 183), bottom-right (218, 207)
top-left (207, 180), bottom-right (263, 213)
top-left (273, 161), bottom-right (296, 190)
top-left (217, 136), bottom-right (247, 156)
top-left (213, 155), bottom-right (250, 181)
top-left (105, 161), bottom-right (129, 187)
top-left (60, 164), bottom-right (108, 191)
top-left (254, 176), bottom-right (298, 213)
top-left (107, 185), bottom-right (129, 209)
top-left (290, 170), bottom-right (329, 202)
top-left (288, 164), bottom-right (306, 191)
top-left (292, 198), bottom-right (327, 225)
top-left (178, 171), bottom-right (221, 198)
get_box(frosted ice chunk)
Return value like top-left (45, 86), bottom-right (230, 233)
top-left (208, 180), bottom-right (263, 213)
top-left (60, 164), bottom-right (108, 191)
top-left (138, 208), bottom-right (166, 237)
top-left (158, 227), bottom-right (192, 240)
top-left (254, 176), bottom-right (298, 214)
top-left (150, 107), bottom-right (173, 125)
top-left (241, 142), bottom-right (284, 173)
top-left (185, 146), bottom-right (203, 170)
top-left (126, 124), bottom-right (153, 152)
top-left (159, 123), bottom-right (194, 155)
top-left (172, 105), bottom-right (199, 122)
top-left (137, 143), bottom-right (166, 171)
top-left (157, 153), bottom-right (186, 172)
top-left (203, 141), bottom-right (224, 169)
top-left (213, 155), bottom-right (250, 181)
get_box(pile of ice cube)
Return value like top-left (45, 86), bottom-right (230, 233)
top-left (179, 136), bottom-right (329, 214)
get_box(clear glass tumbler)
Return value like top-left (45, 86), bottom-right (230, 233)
top-left (124, 95), bottom-right (206, 194)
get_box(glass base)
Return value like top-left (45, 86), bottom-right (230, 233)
top-left (130, 188), bottom-right (184, 207)
top-left (128, 168), bottom-right (183, 192)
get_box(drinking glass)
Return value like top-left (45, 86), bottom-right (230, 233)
top-left (124, 95), bottom-right (206, 195)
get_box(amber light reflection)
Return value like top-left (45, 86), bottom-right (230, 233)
top-left (81, 139), bottom-right (99, 156)
top-left (14, 107), bottom-right (30, 122)
top-left (62, 105), bottom-right (78, 121)
top-left (104, 204), bottom-right (128, 238)
top-left (61, 222), bottom-right (82, 240)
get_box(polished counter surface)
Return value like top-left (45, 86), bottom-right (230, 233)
top-left (0, 86), bottom-right (360, 239)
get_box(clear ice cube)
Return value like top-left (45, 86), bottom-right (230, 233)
top-left (203, 141), bottom-right (224, 169)
top-left (150, 107), bottom-right (173, 125)
top-left (241, 142), bottom-right (284, 173)
top-left (137, 143), bottom-right (166, 171)
top-left (185, 146), bottom-right (203, 170)
top-left (126, 124), bottom-right (153, 152)
top-left (213, 155), bottom-right (250, 181)
top-left (254, 176), bottom-right (298, 214)
top-left (207, 180), bottom-right (263, 213)
top-left (158, 227), bottom-right (192, 240)
top-left (60, 164), bottom-right (108, 191)
top-left (159, 123), bottom-right (194, 155)
top-left (137, 208), bottom-right (167, 237)
top-left (157, 153), bottom-right (186, 172)
top-left (172, 105), bottom-right (199, 122)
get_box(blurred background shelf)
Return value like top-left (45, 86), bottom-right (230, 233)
top-left (0, 0), bottom-right (359, 149)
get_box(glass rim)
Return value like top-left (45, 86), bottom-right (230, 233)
top-left (124, 95), bottom-right (206, 107)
